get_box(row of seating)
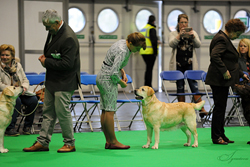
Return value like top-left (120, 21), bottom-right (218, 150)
top-left (24, 72), bottom-right (144, 132)
top-left (23, 70), bottom-right (246, 132)
top-left (160, 70), bottom-right (247, 126)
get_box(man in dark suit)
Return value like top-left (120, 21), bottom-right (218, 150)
top-left (23, 9), bottom-right (80, 153)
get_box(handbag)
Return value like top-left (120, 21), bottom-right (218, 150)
top-left (33, 81), bottom-right (45, 102)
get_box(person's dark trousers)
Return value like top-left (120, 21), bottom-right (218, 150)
top-left (176, 64), bottom-right (198, 93)
top-left (7, 95), bottom-right (38, 130)
top-left (141, 54), bottom-right (156, 87)
top-left (210, 85), bottom-right (229, 140)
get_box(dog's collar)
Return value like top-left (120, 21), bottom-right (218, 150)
top-left (142, 96), bottom-right (154, 106)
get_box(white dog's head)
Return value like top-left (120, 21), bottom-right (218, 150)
top-left (134, 86), bottom-right (155, 101)
top-left (2, 86), bottom-right (23, 100)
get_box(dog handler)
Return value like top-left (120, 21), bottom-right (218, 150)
top-left (23, 9), bottom-right (80, 153)
top-left (96, 32), bottom-right (146, 149)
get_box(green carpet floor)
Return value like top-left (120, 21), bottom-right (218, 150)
top-left (1, 126), bottom-right (250, 167)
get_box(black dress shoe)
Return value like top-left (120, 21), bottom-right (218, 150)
top-left (223, 137), bottom-right (234, 143)
top-left (247, 141), bottom-right (250, 144)
top-left (212, 137), bottom-right (228, 145)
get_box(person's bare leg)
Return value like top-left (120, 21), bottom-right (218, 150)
top-left (105, 111), bottom-right (127, 147)
top-left (101, 110), bottom-right (110, 144)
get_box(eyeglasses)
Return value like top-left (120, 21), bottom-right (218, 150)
top-left (179, 22), bottom-right (188, 24)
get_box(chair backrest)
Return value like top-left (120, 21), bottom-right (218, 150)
top-left (201, 72), bottom-right (207, 82)
top-left (25, 72), bottom-right (38, 75)
top-left (126, 74), bottom-right (133, 84)
top-left (26, 74), bottom-right (45, 85)
top-left (184, 70), bottom-right (206, 81)
top-left (81, 72), bottom-right (88, 75)
top-left (160, 70), bottom-right (184, 81)
top-left (81, 74), bottom-right (97, 85)
top-left (39, 72), bottom-right (46, 75)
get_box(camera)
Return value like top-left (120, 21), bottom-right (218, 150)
top-left (181, 27), bottom-right (193, 39)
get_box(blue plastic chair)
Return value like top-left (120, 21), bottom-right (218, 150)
top-left (26, 74), bottom-right (45, 85)
top-left (72, 74), bottom-right (100, 132)
top-left (116, 74), bottom-right (143, 130)
top-left (160, 70), bottom-right (195, 103)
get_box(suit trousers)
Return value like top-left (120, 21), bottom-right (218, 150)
top-left (37, 88), bottom-right (75, 147)
top-left (141, 54), bottom-right (157, 87)
top-left (210, 85), bottom-right (229, 140)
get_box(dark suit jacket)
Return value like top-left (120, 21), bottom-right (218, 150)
top-left (205, 30), bottom-right (243, 87)
top-left (43, 21), bottom-right (80, 93)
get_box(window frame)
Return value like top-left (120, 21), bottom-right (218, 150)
top-left (97, 7), bottom-right (120, 34)
top-left (135, 8), bottom-right (154, 31)
top-left (202, 9), bottom-right (224, 34)
top-left (166, 9), bottom-right (185, 32)
top-left (68, 6), bottom-right (86, 33)
top-left (233, 8), bottom-right (250, 34)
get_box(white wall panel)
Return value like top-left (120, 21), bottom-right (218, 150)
top-left (0, 0), bottom-right (19, 57)
top-left (69, 3), bottom-right (90, 73)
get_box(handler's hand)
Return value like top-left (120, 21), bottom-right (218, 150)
top-left (118, 79), bottom-right (127, 88)
top-left (122, 75), bottom-right (128, 83)
top-left (223, 70), bottom-right (231, 80)
top-left (38, 55), bottom-right (46, 67)
top-left (22, 87), bottom-right (27, 95)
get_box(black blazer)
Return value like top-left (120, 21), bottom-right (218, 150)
top-left (205, 30), bottom-right (243, 87)
top-left (43, 22), bottom-right (80, 93)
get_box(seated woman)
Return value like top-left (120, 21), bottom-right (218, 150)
top-left (0, 44), bottom-right (38, 136)
top-left (238, 38), bottom-right (250, 75)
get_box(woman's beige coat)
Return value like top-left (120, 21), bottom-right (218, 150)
top-left (0, 59), bottom-right (34, 96)
top-left (168, 30), bottom-right (201, 71)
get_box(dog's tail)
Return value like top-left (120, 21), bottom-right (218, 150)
top-left (193, 100), bottom-right (205, 110)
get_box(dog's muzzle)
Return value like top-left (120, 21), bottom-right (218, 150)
top-left (134, 90), bottom-right (143, 100)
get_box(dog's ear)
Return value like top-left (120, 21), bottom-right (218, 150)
top-left (2, 87), bottom-right (14, 97)
top-left (147, 87), bottom-right (155, 96)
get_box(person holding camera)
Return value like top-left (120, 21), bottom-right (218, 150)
top-left (168, 14), bottom-right (207, 117)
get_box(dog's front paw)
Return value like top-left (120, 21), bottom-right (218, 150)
top-left (183, 143), bottom-right (190, 147)
top-left (142, 145), bottom-right (149, 148)
top-left (0, 148), bottom-right (9, 153)
top-left (192, 144), bottom-right (198, 148)
top-left (151, 145), bottom-right (158, 149)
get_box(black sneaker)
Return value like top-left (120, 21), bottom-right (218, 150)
top-left (23, 127), bottom-right (31, 135)
top-left (5, 129), bottom-right (20, 136)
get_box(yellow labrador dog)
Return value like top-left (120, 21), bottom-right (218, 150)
top-left (0, 86), bottom-right (23, 153)
top-left (135, 86), bottom-right (205, 149)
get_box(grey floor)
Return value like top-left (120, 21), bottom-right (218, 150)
top-left (21, 90), bottom-right (247, 134)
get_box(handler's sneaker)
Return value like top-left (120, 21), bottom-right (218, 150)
top-left (23, 127), bottom-right (31, 135)
top-left (5, 129), bottom-right (20, 136)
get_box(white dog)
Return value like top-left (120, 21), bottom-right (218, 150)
top-left (0, 86), bottom-right (23, 153)
top-left (135, 86), bottom-right (205, 149)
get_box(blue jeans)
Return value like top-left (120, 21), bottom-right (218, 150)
top-left (176, 64), bottom-right (198, 93)
top-left (7, 95), bottom-right (38, 130)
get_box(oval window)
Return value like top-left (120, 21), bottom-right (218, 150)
top-left (234, 9), bottom-right (250, 33)
top-left (97, 8), bottom-right (119, 33)
top-left (203, 10), bottom-right (223, 34)
top-left (167, 9), bottom-right (184, 32)
top-left (135, 9), bottom-right (153, 31)
top-left (68, 7), bottom-right (85, 33)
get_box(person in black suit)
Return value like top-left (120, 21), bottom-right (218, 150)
top-left (205, 18), bottom-right (248, 145)
top-left (23, 9), bottom-right (80, 153)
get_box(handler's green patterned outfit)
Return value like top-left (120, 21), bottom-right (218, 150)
top-left (96, 40), bottom-right (131, 112)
